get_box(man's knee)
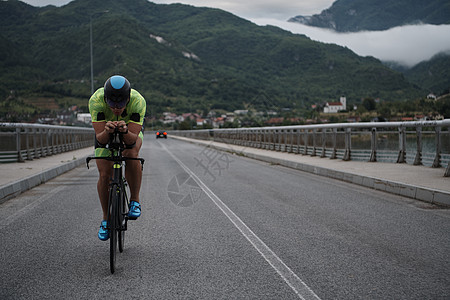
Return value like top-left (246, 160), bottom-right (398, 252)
top-left (123, 137), bottom-right (142, 158)
top-left (123, 147), bottom-right (139, 158)
top-left (96, 161), bottom-right (112, 180)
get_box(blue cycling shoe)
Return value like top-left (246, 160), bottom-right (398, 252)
top-left (128, 201), bottom-right (141, 219)
top-left (98, 220), bottom-right (109, 241)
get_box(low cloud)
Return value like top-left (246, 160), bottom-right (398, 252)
top-left (252, 19), bottom-right (450, 67)
top-left (153, 0), bottom-right (335, 20)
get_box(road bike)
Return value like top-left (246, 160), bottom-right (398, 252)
top-left (86, 129), bottom-right (144, 273)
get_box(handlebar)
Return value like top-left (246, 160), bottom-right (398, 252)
top-left (86, 156), bottom-right (145, 170)
top-left (86, 127), bottom-right (145, 170)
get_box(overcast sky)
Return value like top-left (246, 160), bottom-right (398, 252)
top-left (20, 0), bottom-right (450, 67)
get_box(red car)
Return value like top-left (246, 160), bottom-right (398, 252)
top-left (156, 131), bottom-right (167, 139)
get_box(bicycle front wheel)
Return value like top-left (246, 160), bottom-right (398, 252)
top-left (118, 187), bottom-right (126, 253)
top-left (109, 184), bottom-right (119, 274)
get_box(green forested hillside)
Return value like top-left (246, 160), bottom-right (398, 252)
top-left (0, 0), bottom-right (424, 120)
top-left (289, 0), bottom-right (450, 32)
top-left (404, 53), bottom-right (450, 94)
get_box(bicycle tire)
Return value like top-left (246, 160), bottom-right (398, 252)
top-left (109, 184), bottom-right (119, 274)
top-left (118, 185), bottom-right (126, 253)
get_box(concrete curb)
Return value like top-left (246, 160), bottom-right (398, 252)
top-left (171, 136), bottom-right (450, 207)
top-left (0, 156), bottom-right (89, 204)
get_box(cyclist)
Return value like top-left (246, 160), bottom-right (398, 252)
top-left (89, 75), bottom-right (146, 241)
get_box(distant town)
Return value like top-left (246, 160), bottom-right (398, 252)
top-left (67, 94), bottom-right (447, 131)
top-left (4, 92), bottom-right (444, 129)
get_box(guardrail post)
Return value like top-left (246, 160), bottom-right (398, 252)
top-left (273, 130), bottom-right (276, 151)
top-left (330, 128), bottom-right (337, 159)
top-left (245, 129), bottom-right (249, 147)
top-left (45, 129), bottom-right (49, 156)
top-left (320, 129), bottom-right (326, 158)
top-left (276, 130), bottom-right (280, 151)
top-left (275, 129), bottom-right (278, 151)
top-left (71, 131), bottom-right (76, 150)
top-left (15, 127), bottom-right (24, 162)
top-left (343, 128), bottom-right (351, 161)
top-left (413, 126), bottom-right (422, 165)
top-left (25, 127), bottom-right (32, 160)
top-left (289, 129), bottom-right (295, 153)
top-left (63, 130), bottom-right (68, 152)
top-left (397, 125), bottom-right (406, 163)
top-left (32, 128), bottom-right (38, 159)
top-left (54, 129), bottom-right (59, 153)
top-left (296, 130), bottom-right (301, 154)
top-left (260, 129), bottom-right (263, 149)
top-left (303, 130), bottom-right (308, 155)
top-left (261, 130), bottom-right (264, 149)
top-left (284, 130), bottom-right (288, 152)
top-left (280, 129), bottom-right (284, 151)
top-left (432, 126), bottom-right (441, 168)
top-left (239, 129), bottom-right (243, 146)
top-left (39, 128), bottom-right (45, 157)
top-left (369, 127), bottom-right (377, 162)
top-left (49, 129), bottom-right (54, 155)
top-left (446, 126), bottom-right (450, 177)
top-left (55, 128), bottom-right (59, 149)
top-left (265, 129), bottom-right (269, 149)
top-left (311, 129), bottom-right (317, 157)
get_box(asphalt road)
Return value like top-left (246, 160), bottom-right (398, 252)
top-left (1, 136), bottom-right (449, 299)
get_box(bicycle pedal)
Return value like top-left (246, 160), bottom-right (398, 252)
top-left (127, 216), bottom-right (137, 220)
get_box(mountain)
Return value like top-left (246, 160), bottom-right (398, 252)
top-left (403, 52), bottom-right (450, 95)
top-left (289, 0), bottom-right (450, 32)
top-left (0, 0), bottom-right (424, 119)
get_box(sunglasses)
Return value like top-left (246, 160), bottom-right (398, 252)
top-left (106, 98), bottom-right (128, 109)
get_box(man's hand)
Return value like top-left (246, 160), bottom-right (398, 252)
top-left (115, 120), bottom-right (128, 133)
top-left (105, 121), bottom-right (128, 134)
top-left (104, 121), bottom-right (116, 134)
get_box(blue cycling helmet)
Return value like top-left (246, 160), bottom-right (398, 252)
top-left (104, 75), bottom-right (131, 108)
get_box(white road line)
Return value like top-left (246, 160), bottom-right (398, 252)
top-left (160, 142), bottom-right (321, 300)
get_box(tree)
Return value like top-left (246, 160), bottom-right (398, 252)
top-left (377, 104), bottom-right (391, 119)
top-left (436, 96), bottom-right (450, 118)
top-left (362, 98), bottom-right (376, 111)
top-left (179, 118), bottom-right (195, 130)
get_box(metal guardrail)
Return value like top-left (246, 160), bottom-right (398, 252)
top-left (0, 123), bottom-right (94, 163)
top-left (170, 120), bottom-right (450, 177)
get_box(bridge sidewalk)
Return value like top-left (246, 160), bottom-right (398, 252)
top-left (171, 136), bottom-right (450, 207)
top-left (0, 147), bottom-right (94, 203)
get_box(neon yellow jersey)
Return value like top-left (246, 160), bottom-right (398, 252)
top-left (89, 88), bottom-right (146, 125)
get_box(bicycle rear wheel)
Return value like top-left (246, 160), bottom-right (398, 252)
top-left (109, 184), bottom-right (119, 274)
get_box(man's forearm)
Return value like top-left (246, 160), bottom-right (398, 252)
top-left (122, 130), bottom-right (138, 145)
top-left (96, 129), bottom-right (110, 145)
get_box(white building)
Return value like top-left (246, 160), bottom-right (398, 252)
top-left (324, 96), bottom-right (346, 113)
top-left (77, 113), bottom-right (92, 124)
